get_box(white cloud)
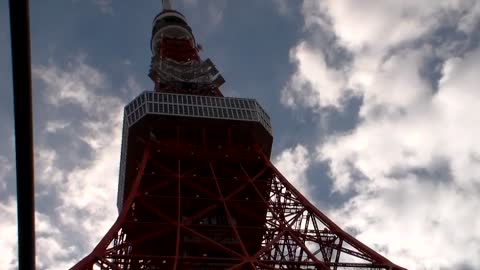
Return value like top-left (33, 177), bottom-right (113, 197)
top-left (283, 0), bottom-right (480, 112)
top-left (282, 0), bottom-right (480, 269)
top-left (0, 198), bottom-right (17, 270)
top-left (31, 56), bottom-right (126, 268)
top-left (0, 199), bottom-right (80, 270)
top-left (281, 41), bottom-right (349, 109)
top-left (273, 145), bottom-right (313, 200)
top-left (0, 156), bottom-right (12, 191)
top-left (303, 0), bottom-right (478, 52)
top-left (354, 48), bottom-right (435, 118)
top-left (120, 75), bottom-right (144, 100)
top-left (33, 55), bottom-right (119, 117)
top-left (56, 114), bottom-right (122, 247)
top-left (319, 37), bottom-right (480, 197)
top-left (35, 148), bottom-right (65, 186)
top-left (44, 120), bottom-right (70, 134)
top-left (34, 63), bottom-right (91, 106)
top-left (36, 212), bottom-right (78, 270)
top-left (329, 178), bottom-right (480, 269)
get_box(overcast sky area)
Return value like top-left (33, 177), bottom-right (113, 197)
top-left (1, 0), bottom-right (480, 269)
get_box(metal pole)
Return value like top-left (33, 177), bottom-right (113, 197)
top-left (8, 0), bottom-right (36, 269)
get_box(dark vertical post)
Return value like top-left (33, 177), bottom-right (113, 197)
top-left (8, 0), bottom-right (35, 269)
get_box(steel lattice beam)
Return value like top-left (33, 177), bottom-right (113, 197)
top-left (71, 142), bottom-right (405, 270)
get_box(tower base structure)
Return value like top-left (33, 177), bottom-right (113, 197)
top-left (71, 91), bottom-right (405, 270)
top-left (72, 143), bottom-right (405, 270)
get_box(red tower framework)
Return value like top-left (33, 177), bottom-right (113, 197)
top-left (71, 1), bottom-right (406, 269)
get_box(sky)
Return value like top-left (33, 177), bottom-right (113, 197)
top-left (1, 0), bottom-right (480, 269)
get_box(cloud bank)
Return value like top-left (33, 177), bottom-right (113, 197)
top-left (280, 0), bottom-right (480, 269)
top-left (0, 55), bottom-right (133, 270)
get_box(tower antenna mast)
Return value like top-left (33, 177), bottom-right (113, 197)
top-left (162, 0), bottom-right (172, 10)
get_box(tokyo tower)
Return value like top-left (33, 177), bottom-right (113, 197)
top-left (71, 1), bottom-right (406, 269)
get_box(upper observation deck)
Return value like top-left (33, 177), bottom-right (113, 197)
top-left (117, 91), bottom-right (273, 210)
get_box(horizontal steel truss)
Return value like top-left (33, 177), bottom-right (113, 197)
top-left (71, 142), bottom-right (405, 270)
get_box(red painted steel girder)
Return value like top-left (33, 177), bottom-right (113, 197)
top-left (70, 141), bottom-right (406, 270)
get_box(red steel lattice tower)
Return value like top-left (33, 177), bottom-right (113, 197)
top-left (71, 1), bottom-right (406, 269)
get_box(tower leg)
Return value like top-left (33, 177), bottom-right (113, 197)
top-left (71, 144), bottom-right (405, 269)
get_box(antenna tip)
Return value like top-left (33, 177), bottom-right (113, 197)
top-left (162, 0), bottom-right (173, 10)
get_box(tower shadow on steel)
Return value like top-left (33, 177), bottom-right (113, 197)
top-left (71, 1), bottom-right (407, 269)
